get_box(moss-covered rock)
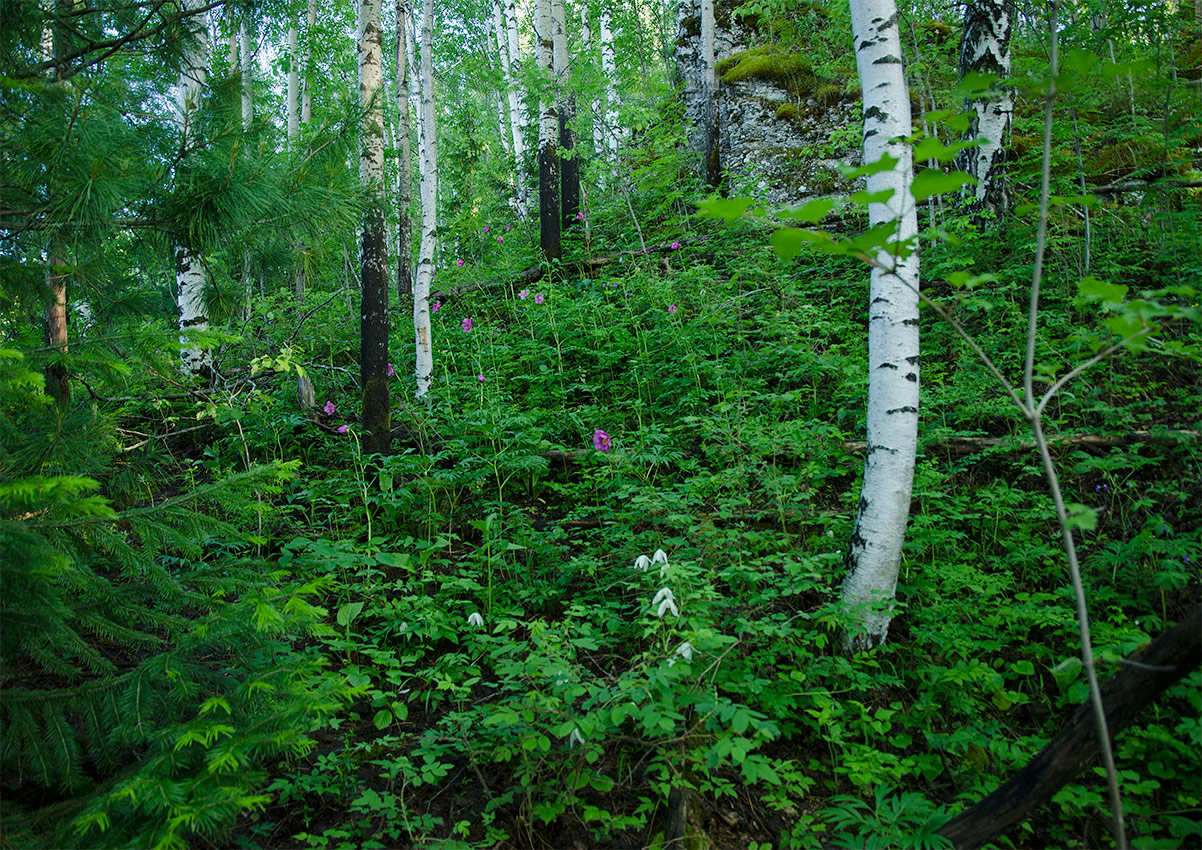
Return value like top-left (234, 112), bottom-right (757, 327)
top-left (775, 102), bottom-right (799, 121)
top-left (715, 45), bottom-right (816, 100)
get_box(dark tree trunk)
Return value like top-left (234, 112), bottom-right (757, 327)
top-left (560, 101), bottom-right (579, 228)
top-left (939, 603), bottom-right (1202, 849)
top-left (361, 206), bottom-right (392, 455)
top-left (396, 0), bottom-right (413, 301)
top-left (539, 140), bottom-right (561, 262)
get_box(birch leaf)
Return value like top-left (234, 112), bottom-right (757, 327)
top-left (911, 169), bottom-right (975, 201)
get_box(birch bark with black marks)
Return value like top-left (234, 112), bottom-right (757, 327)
top-left (413, 0), bottom-right (437, 397)
top-left (599, 7), bottom-right (619, 161)
top-left (502, 0), bottom-right (531, 216)
top-left (955, 0), bottom-right (1014, 223)
top-left (535, 0), bottom-right (560, 261)
top-left (839, 0), bottom-right (921, 654)
top-left (175, 0), bottom-right (211, 378)
top-left (359, 0), bottom-right (391, 452)
top-left (301, 0), bottom-right (316, 124)
top-left (551, 0), bottom-right (578, 227)
top-left (699, 0), bottom-right (721, 189)
top-left (396, 0), bottom-right (413, 300)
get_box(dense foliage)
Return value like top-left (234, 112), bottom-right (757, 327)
top-left (1, 0), bottom-right (1199, 846)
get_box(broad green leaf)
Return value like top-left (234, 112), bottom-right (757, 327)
top-left (1078, 276), bottom-right (1128, 305)
top-left (373, 709), bottom-right (393, 730)
top-left (913, 137), bottom-right (976, 163)
top-left (848, 188), bottom-right (897, 206)
top-left (696, 196), bottom-right (756, 223)
top-left (337, 600), bottom-right (365, 627)
top-left (778, 197), bottom-right (837, 223)
top-left (838, 153), bottom-right (898, 179)
top-left (1064, 503), bottom-right (1098, 531)
top-left (911, 169), bottom-right (975, 201)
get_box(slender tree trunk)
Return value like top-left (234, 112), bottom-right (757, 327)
top-left (839, 0), bottom-right (921, 654)
top-left (551, 0), bottom-right (578, 228)
top-left (413, 0), bottom-right (437, 398)
top-left (289, 17), bottom-right (315, 409)
top-left (495, 0), bottom-right (529, 216)
top-left (955, 0), bottom-right (1014, 224)
top-left (175, 0), bottom-right (211, 378)
top-left (699, 0), bottom-right (721, 189)
top-left (599, 7), bottom-right (619, 161)
top-left (396, 0), bottom-right (413, 300)
top-left (240, 24), bottom-right (253, 127)
top-left (42, 4), bottom-right (69, 403)
top-left (301, 0), bottom-right (316, 124)
top-left (359, 0), bottom-right (391, 453)
top-left (536, 0), bottom-right (560, 261)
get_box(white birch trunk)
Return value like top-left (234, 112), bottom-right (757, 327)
top-left (301, 0), bottom-right (316, 124)
top-left (955, 0), bottom-right (1013, 221)
top-left (175, 0), bottom-right (211, 376)
top-left (240, 24), bottom-right (253, 127)
top-left (413, 0), bottom-right (437, 398)
top-left (599, 7), bottom-right (619, 159)
top-left (395, 0), bottom-right (413, 298)
top-left (503, 0), bottom-right (531, 215)
top-left (699, 0), bottom-right (718, 185)
top-left (287, 24), bottom-right (299, 141)
top-left (839, 0), bottom-right (921, 654)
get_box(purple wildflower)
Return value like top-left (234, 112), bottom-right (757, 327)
top-left (387, 363), bottom-right (395, 377)
top-left (323, 401), bottom-right (336, 416)
top-left (484, 225), bottom-right (490, 232)
top-left (576, 212), bottom-right (584, 221)
top-left (593, 429), bottom-right (611, 453)
top-left (497, 235), bottom-right (503, 243)
top-left (518, 289), bottom-right (529, 300)
top-left (670, 241), bottom-right (680, 250)
top-left (462, 317), bottom-right (473, 332)
top-left (668, 304), bottom-right (678, 315)
top-left (456, 258), bottom-right (464, 267)
top-left (337, 425), bottom-right (348, 434)
top-left (534, 293), bottom-right (544, 305)
top-left (432, 300), bottom-right (440, 313)
top-left (477, 374), bottom-right (485, 382)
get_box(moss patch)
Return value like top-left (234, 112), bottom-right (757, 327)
top-left (716, 45), bottom-right (816, 99)
top-left (775, 102), bottom-right (800, 121)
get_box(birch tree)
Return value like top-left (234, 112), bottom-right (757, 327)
top-left (175, 0), bottom-right (211, 378)
top-left (699, 0), bottom-right (720, 188)
top-left (301, 0), bottom-right (316, 124)
top-left (839, 0), bottom-right (921, 654)
top-left (599, 7), bottom-right (619, 161)
top-left (955, 0), bottom-right (1014, 223)
top-left (495, 0), bottom-right (529, 216)
top-left (396, 0), bottom-right (413, 299)
top-left (551, 0), bottom-right (578, 226)
top-left (535, 0), bottom-right (560, 260)
top-left (41, 6), bottom-right (69, 402)
top-left (413, 0), bottom-right (438, 397)
top-left (359, 0), bottom-right (391, 452)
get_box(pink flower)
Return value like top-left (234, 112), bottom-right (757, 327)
top-left (456, 258), bottom-right (464, 267)
top-left (576, 212), bottom-right (584, 221)
top-left (432, 300), bottom-right (440, 313)
top-left (484, 225), bottom-right (490, 232)
top-left (497, 235), bottom-right (503, 243)
top-left (668, 304), bottom-right (677, 315)
top-left (462, 317), bottom-right (473, 332)
top-left (337, 425), bottom-right (348, 434)
top-left (477, 374), bottom-right (485, 382)
top-left (670, 241), bottom-right (680, 250)
top-left (518, 289), bottom-right (529, 300)
top-left (592, 429), bottom-right (611, 453)
top-left (506, 223), bottom-right (511, 231)
top-left (534, 293), bottom-right (544, 305)
top-left (322, 401), bottom-right (336, 416)
top-left (387, 363), bottom-right (395, 377)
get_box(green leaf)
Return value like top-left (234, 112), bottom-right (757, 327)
top-left (849, 188), bottom-right (897, 206)
top-left (778, 197), bottom-right (837, 223)
top-left (1078, 276), bottom-right (1128, 305)
top-left (913, 137), bottom-right (977, 163)
top-left (336, 601), bottom-right (364, 627)
top-left (1064, 503), bottom-right (1098, 531)
top-left (588, 774), bottom-right (615, 792)
top-left (838, 153), bottom-right (898, 179)
top-left (911, 169), bottom-right (975, 201)
top-left (1012, 660), bottom-right (1035, 676)
top-left (696, 196), bottom-right (756, 224)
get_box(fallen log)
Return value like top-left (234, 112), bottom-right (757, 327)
top-left (938, 603), bottom-right (1202, 849)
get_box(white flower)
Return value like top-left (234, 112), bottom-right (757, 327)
top-left (652, 549), bottom-right (669, 565)
top-left (652, 587), bottom-right (679, 618)
top-left (467, 612), bottom-right (484, 629)
top-left (567, 727), bottom-right (584, 747)
top-left (634, 554), bottom-right (651, 572)
top-left (675, 641), bottom-right (694, 662)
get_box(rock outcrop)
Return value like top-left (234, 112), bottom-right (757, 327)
top-left (675, 0), bottom-right (862, 207)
